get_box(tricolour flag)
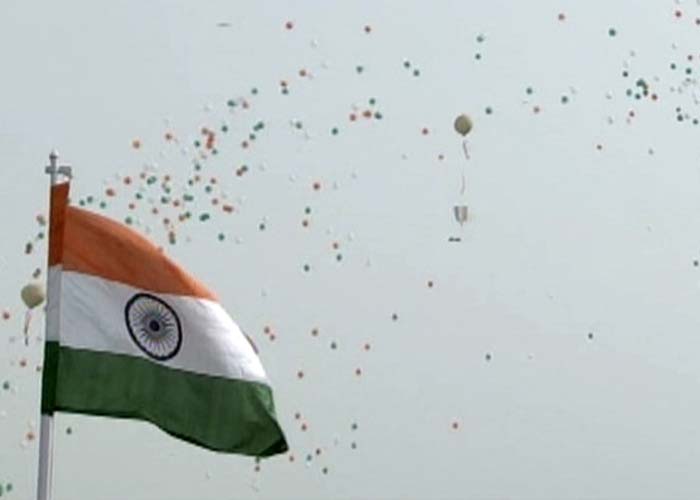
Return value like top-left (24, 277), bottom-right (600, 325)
top-left (41, 182), bottom-right (288, 456)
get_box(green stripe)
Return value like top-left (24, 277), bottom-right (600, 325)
top-left (41, 342), bottom-right (288, 457)
top-left (41, 341), bottom-right (59, 415)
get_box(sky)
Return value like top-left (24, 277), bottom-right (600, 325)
top-left (3, 0), bottom-right (700, 498)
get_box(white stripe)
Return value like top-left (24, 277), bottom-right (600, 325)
top-left (51, 267), bottom-right (268, 385)
top-left (46, 266), bottom-right (63, 341)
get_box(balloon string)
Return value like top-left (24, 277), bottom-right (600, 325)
top-left (23, 309), bottom-right (31, 346)
top-left (461, 139), bottom-right (469, 197)
top-left (462, 139), bottom-right (470, 161)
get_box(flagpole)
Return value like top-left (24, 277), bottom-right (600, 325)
top-left (37, 150), bottom-right (71, 500)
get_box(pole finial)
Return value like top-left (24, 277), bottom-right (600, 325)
top-left (46, 150), bottom-right (71, 184)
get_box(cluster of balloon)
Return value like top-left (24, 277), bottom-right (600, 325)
top-left (452, 114), bottom-right (472, 236)
top-left (20, 282), bottom-right (45, 345)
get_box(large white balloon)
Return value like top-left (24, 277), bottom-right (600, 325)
top-left (454, 114), bottom-right (473, 136)
top-left (21, 282), bottom-right (45, 309)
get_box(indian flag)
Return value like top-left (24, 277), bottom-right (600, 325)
top-left (41, 182), bottom-right (288, 456)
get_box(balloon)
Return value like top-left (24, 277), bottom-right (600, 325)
top-left (21, 283), bottom-right (45, 309)
top-left (454, 114), bottom-right (473, 136)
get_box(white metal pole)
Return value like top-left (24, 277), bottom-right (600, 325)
top-left (37, 149), bottom-right (65, 500)
top-left (36, 417), bottom-right (54, 500)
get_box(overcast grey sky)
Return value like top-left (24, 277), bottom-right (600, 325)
top-left (4, 0), bottom-right (700, 499)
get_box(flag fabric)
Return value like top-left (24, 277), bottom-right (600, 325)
top-left (41, 182), bottom-right (288, 456)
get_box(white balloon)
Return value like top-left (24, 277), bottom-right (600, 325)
top-left (21, 283), bottom-right (45, 309)
top-left (454, 114), bottom-right (473, 136)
